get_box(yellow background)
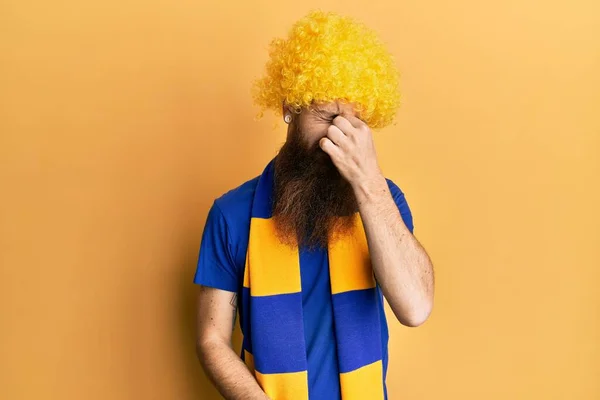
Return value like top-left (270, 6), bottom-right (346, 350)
top-left (1, 0), bottom-right (599, 399)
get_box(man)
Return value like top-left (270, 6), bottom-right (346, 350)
top-left (194, 10), bottom-right (434, 400)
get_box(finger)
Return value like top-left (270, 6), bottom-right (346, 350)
top-left (319, 137), bottom-right (343, 159)
top-left (332, 115), bottom-right (356, 134)
top-left (326, 124), bottom-right (349, 149)
top-left (344, 115), bottom-right (367, 129)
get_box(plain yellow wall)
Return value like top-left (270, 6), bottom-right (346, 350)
top-left (1, 0), bottom-right (599, 399)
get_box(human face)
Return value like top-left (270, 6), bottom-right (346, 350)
top-left (272, 100), bottom-right (360, 249)
top-left (283, 100), bottom-right (360, 149)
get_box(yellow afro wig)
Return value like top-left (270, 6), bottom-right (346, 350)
top-left (252, 10), bottom-right (401, 129)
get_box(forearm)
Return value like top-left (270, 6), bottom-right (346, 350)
top-left (197, 339), bottom-right (269, 400)
top-left (353, 175), bottom-right (434, 327)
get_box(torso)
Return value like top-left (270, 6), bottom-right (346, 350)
top-left (214, 176), bottom-right (392, 399)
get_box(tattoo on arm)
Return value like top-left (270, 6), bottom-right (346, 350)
top-left (230, 293), bottom-right (238, 331)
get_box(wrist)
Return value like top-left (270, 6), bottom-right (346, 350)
top-left (351, 172), bottom-right (387, 205)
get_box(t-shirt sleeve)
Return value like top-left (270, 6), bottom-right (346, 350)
top-left (193, 201), bottom-right (238, 292)
top-left (386, 179), bottom-right (415, 234)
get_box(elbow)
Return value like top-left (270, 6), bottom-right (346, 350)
top-left (400, 309), bottom-right (431, 327)
top-left (196, 335), bottom-right (228, 361)
top-left (395, 299), bottom-right (434, 328)
top-left (195, 339), bottom-right (209, 362)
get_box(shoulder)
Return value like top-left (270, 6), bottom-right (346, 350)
top-left (384, 177), bottom-right (409, 203)
top-left (384, 177), bottom-right (414, 233)
top-left (385, 177), bottom-right (406, 194)
top-left (195, 175), bottom-right (260, 292)
top-left (213, 174), bottom-right (260, 228)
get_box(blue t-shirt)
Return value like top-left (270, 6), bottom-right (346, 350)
top-left (194, 172), bottom-right (414, 399)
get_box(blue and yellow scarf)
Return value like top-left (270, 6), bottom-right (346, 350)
top-left (240, 159), bottom-right (384, 400)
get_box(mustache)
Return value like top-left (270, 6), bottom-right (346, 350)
top-left (284, 135), bottom-right (340, 179)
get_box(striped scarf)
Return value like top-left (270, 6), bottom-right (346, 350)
top-left (240, 158), bottom-right (385, 400)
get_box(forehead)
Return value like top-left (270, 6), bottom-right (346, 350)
top-left (310, 100), bottom-right (357, 115)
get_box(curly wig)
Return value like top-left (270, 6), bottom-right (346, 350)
top-left (252, 10), bottom-right (401, 129)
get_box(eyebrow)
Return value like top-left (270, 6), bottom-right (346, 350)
top-left (315, 106), bottom-right (340, 117)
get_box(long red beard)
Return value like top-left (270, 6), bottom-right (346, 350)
top-left (272, 124), bottom-right (358, 250)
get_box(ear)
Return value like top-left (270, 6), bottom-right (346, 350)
top-left (282, 103), bottom-right (292, 115)
top-left (282, 103), bottom-right (294, 124)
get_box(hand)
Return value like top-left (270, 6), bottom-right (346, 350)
top-left (318, 115), bottom-right (384, 187)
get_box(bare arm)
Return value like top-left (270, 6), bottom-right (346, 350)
top-left (318, 113), bottom-right (434, 327)
top-left (354, 177), bottom-right (435, 327)
top-left (196, 285), bottom-right (269, 400)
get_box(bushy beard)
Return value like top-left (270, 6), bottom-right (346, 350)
top-left (272, 123), bottom-right (358, 250)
